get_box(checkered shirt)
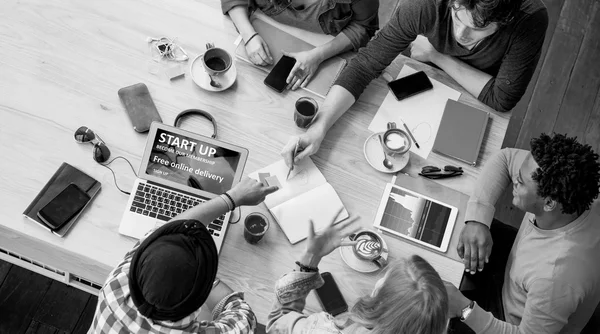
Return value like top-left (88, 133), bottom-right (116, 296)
top-left (89, 230), bottom-right (256, 334)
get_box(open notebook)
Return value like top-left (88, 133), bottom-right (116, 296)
top-left (249, 158), bottom-right (349, 244)
top-left (235, 16), bottom-right (347, 98)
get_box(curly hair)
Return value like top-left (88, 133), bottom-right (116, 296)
top-left (450, 0), bottom-right (522, 27)
top-left (530, 133), bottom-right (600, 215)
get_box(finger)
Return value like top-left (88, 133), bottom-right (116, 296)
top-left (251, 54), bottom-right (265, 66)
top-left (463, 244), bottom-right (471, 272)
top-left (262, 42), bottom-right (273, 63)
top-left (340, 240), bottom-right (358, 247)
top-left (257, 50), bottom-right (269, 65)
top-left (336, 214), bottom-right (359, 231)
top-left (288, 76), bottom-right (299, 91)
top-left (263, 185), bottom-right (279, 194)
top-left (287, 63), bottom-right (301, 84)
top-left (294, 146), bottom-right (313, 163)
top-left (485, 243), bottom-right (492, 263)
top-left (300, 74), bottom-right (313, 88)
top-left (307, 219), bottom-right (316, 240)
top-left (477, 243), bottom-right (486, 272)
top-left (292, 74), bottom-right (304, 90)
top-left (469, 245), bottom-right (478, 274)
top-left (324, 207), bottom-right (345, 228)
top-left (457, 239), bottom-right (465, 259)
top-left (281, 137), bottom-right (299, 168)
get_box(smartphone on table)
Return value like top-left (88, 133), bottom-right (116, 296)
top-left (37, 184), bottom-right (91, 231)
top-left (118, 83), bottom-right (163, 132)
top-left (315, 272), bottom-right (348, 316)
top-left (387, 71), bottom-right (433, 101)
top-left (264, 55), bottom-right (296, 93)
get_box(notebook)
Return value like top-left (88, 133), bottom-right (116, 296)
top-left (432, 100), bottom-right (490, 166)
top-left (249, 158), bottom-right (349, 244)
top-left (235, 16), bottom-right (347, 98)
top-left (23, 162), bottom-right (101, 237)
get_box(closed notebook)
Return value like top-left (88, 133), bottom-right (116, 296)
top-left (249, 158), bottom-right (349, 244)
top-left (235, 16), bottom-right (346, 98)
top-left (23, 162), bottom-right (101, 237)
top-left (432, 100), bottom-right (490, 166)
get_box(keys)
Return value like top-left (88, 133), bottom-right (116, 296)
top-left (137, 184), bottom-right (144, 191)
top-left (158, 214), bottom-right (170, 221)
top-left (142, 210), bottom-right (150, 216)
top-left (132, 201), bottom-right (145, 208)
top-left (149, 212), bottom-right (157, 218)
top-left (130, 206), bottom-right (136, 212)
top-left (208, 223), bottom-right (222, 231)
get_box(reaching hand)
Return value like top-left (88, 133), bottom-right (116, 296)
top-left (457, 221), bottom-right (493, 274)
top-left (281, 130), bottom-right (325, 168)
top-left (409, 35), bottom-right (440, 64)
top-left (227, 177), bottom-right (279, 207)
top-left (245, 34), bottom-right (273, 66)
top-left (305, 208), bottom-right (360, 259)
top-left (443, 281), bottom-right (471, 318)
top-left (283, 49), bottom-right (323, 90)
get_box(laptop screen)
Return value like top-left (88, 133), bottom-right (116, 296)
top-left (145, 128), bottom-right (241, 195)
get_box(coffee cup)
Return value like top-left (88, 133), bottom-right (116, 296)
top-left (294, 97), bottom-right (318, 129)
top-left (382, 122), bottom-right (411, 156)
top-left (202, 46), bottom-right (232, 77)
top-left (351, 230), bottom-right (388, 268)
top-left (243, 212), bottom-right (269, 244)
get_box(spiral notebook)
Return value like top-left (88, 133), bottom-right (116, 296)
top-left (235, 16), bottom-right (347, 98)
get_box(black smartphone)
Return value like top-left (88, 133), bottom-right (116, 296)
top-left (118, 83), bottom-right (163, 132)
top-left (264, 55), bottom-right (296, 93)
top-left (315, 272), bottom-right (348, 316)
top-left (387, 71), bottom-right (433, 101)
top-left (37, 184), bottom-right (90, 231)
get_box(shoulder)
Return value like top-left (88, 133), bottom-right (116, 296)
top-left (512, 0), bottom-right (549, 31)
top-left (392, 0), bottom-right (439, 29)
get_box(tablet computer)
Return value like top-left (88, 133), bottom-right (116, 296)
top-left (373, 183), bottom-right (458, 253)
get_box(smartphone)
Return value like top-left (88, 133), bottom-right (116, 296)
top-left (315, 272), bottom-right (348, 316)
top-left (118, 83), bottom-right (163, 132)
top-left (387, 71), bottom-right (433, 101)
top-left (264, 55), bottom-right (296, 93)
top-left (37, 184), bottom-right (90, 231)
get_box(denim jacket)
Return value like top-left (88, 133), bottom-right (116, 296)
top-left (266, 271), bottom-right (370, 334)
top-left (221, 0), bottom-right (379, 50)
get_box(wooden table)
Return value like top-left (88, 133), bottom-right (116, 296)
top-left (0, 0), bottom-right (509, 325)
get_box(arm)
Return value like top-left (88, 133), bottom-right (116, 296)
top-left (224, 5), bottom-right (273, 65)
top-left (429, 53), bottom-right (492, 100)
top-left (339, 0), bottom-right (379, 51)
top-left (226, 6), bottom-right (258, 45)
top-left (208, 290), bottom-right (258, 334)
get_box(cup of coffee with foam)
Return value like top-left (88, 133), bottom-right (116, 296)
top-left (294, 97), bottom-right (318, 129)
top-left (382, 122), bottom-right (411, 156)
top-left (202, 46), bottom-right (232, 77)
top-left (352, 230), bottom-right (388, 268)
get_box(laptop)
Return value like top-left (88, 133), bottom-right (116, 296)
top-left (119, 122), bottom-right (248, 253)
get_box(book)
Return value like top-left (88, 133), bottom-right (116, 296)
top-left (22, 162), bottom-right (101, 238)
top-left (432, 100), bottom-right (490, 166)
top-left (235, 16), bottom-right (347, 99)
top-left (249, 158), bottom-right (349, 244)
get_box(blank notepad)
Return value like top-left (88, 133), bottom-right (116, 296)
top-left (432, 100), bottom-right (490, 166)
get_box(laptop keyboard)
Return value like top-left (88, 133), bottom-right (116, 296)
top-left (129, 183), bottom-right (225, 237)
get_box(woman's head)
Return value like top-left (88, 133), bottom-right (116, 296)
top-left (349, 255), bottom-right (448, 334)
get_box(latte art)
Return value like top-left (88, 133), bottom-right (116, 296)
top-left (355, 240), bottom-right (382, 257)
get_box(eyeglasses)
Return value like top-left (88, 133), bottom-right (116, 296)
top-left (74, 126), bottom-right (111, 163)
top-left (419, 165), bottom-right (464, 179)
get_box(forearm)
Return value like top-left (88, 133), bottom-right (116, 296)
top-left (170, 196), bottom-right (230, 226)
top-left (431, 53), bottom-right (492, 99)
top-left (309, 85), bottom-right (356, 135)
top-left (313, 33), bottom-right (353, 63)
top-left (205, 279), bottom-right (235, 311)
top-left (228, 6), bottom-right (257, 42)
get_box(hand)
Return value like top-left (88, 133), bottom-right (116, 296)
top-left (227, 177), bottom-right (279, 207)
top-left (245, 34), bottom-right (273, 66)
top-left (458, 221), bottom-right (493, 274)
top-left (281, 129), bottom-right (325, 168)
top-left (283, 49), bottom-right (323, 90)
top-left (304, 208), bottom-right (360, 261)
top-left (444, 281), bottom-right (471, 318)
top-left (409, 35), bottom-right (441, 64)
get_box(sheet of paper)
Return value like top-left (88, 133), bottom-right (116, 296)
top-left (368, 66), bottom-right (461, 159)
top-left (248, 158), bottom-right (326, 209)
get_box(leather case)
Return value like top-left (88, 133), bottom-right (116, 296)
top-left (118, 83), bottom-right (163, 132)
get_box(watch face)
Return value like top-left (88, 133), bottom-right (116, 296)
top-left (461, 301), bottom-right (475, 321)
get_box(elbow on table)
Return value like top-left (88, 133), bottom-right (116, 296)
top-left (478, 82), bottom-right (520, 113)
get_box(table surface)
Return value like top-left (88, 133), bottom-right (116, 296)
top-left (0, 0), bottom-right (510, 324)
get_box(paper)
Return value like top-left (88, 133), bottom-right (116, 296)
top-left (264, 175), bottom-right (282, 189)
top-left (368, 66), bottom-right (461, 159)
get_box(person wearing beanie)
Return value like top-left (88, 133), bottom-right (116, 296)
top-left (89, 177), bottom-right (279, 333)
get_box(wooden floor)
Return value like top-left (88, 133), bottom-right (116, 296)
top-left (2, 1), bottom-right (599, 333)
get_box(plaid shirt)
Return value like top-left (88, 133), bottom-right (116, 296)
top-left (89, 229), bottom-right (256, 334)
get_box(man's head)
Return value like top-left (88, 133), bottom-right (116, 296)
top-left (449, 0), bottom-right (522, 48)
top-left (512, 133), bottom-right (600, 216)
top-left (129, 220), bottom-right (218, 321)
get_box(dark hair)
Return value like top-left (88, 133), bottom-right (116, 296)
top-left (450, 0), bottom-right (522, 27)
top-left (530, 133), bottom-right (600, 215)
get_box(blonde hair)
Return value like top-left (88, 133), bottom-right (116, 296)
top-left (338, 255), bottom-right (448, 334)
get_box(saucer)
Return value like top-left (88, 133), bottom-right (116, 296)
top-left (190, 54), bottom-right (237, 92)
top-left (340, 234), bottom-right (389, 273)
top-left (363, 132), bottom-right (409, 173)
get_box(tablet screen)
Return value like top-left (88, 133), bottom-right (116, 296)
top-left (378, 185), bottom-right (452, 248)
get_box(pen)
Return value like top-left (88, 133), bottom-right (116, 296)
top-left (286, 138), bottom-right (300, 180)
top-left (401, 119), bottom-right (420, 149)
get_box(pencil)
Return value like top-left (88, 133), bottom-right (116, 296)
top-left (402, 122), bottom-right (420, 149)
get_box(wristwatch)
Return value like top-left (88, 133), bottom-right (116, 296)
top-left (460, 300), bottom-right (475, 322)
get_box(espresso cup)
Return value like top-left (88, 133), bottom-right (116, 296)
top-left (202, 47), bottom-right (232, 77)
top-left (294, 97), bottom-right (318, 129)
top-left (382, 122), bottom-right (411, 156)
top-left (243, 212), bottom-right (269, 244)
top-left (351, 230), bottom-right (388, 268)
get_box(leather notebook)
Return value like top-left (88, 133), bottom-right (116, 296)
top-left (432, 100), bottom-right (490, 166)
top-left (23, 162), bottom-right (101, 237)
top-left (235, 16), bottom-right (346, 98)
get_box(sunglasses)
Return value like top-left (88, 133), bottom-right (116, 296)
top-left (419, 165), bottom-right (464, 179)
top-left (74, 126), bottom-right (111, 163)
